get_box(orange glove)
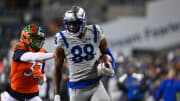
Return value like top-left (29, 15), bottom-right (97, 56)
top-left (32, 70), bottom-right (44, 79)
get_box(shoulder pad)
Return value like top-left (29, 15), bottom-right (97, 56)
top-left (94, 24), bottom-right (103, 34)
top-left (86, 24), bottom-right (103, 34)
top-left (13, 42), bottom-right (27, 52)
top-left (85, 25), bottom-right (94, 32)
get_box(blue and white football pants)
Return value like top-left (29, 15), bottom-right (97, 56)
top-left (68, 81), bottom-right (111, 101)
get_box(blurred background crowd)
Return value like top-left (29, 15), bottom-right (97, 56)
top-left (1, 0), bottom-right (180, 101)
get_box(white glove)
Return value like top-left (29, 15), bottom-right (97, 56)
top-left (1, 91), bottom-right (9, 101)
top-left (38, 74), bottom-right (46, 85)
top-left (54, 95), bottom-right (61, 101)
top-left (97, 62), bottom-right (114, 76)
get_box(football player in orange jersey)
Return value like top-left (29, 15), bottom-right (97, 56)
top-left (6, 24), bottom-right (55, 101)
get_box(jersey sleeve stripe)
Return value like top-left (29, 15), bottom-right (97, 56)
top-left (59, 32), bottom-right (69, 48)
top-left (105, 48), bottom-right (116, 70)
top-left (13, 49), bottom-right (27, 61)
top-left (93, 24), bottom-right (97, 43)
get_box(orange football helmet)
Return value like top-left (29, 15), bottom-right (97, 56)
top-left (20, 24), bottom-right (45, 51)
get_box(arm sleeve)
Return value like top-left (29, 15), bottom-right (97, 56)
top-left (20, 52), bottom-right (55, 62)
top-left (156, 80), bottom-right (165, 100)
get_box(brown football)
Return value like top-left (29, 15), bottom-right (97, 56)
top-left (98, 54), bottom-right (112, 68)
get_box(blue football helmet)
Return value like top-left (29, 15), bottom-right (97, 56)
top-left (63, 6), bottom-right (87, 37)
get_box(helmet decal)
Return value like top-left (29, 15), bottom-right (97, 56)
top-left (30, 24), bottom-right (37, 33)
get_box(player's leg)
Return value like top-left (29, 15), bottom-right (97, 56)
top-left (27, 96), bottom-right (42, 101)
top-left (91, 81), bottom-right (111, 101)
top-left (68, 83), bottom-right (98, 101)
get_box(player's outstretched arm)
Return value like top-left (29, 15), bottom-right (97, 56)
top-left (54, 47), bottom-right (65, 101)
top-left (20, 52), bottom-right (55, 62)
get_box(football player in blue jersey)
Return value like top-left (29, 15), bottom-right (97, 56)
top-left (53, 6), bottom-right (115, 101)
